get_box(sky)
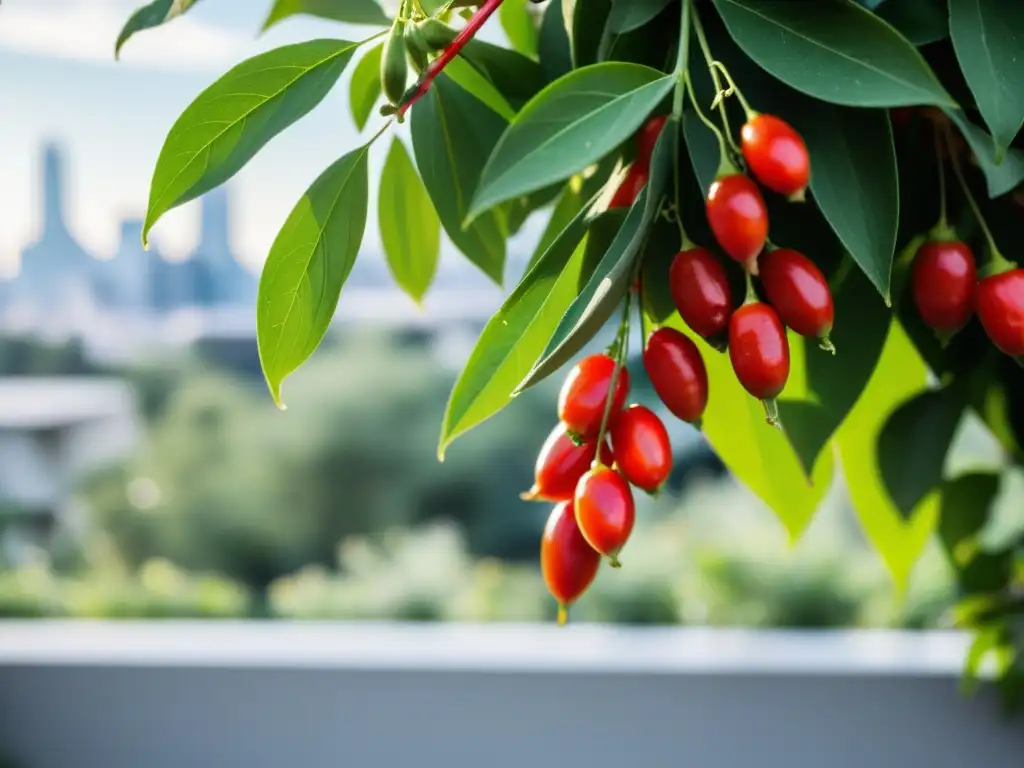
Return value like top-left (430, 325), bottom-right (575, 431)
top-left (0, 0), bottom-right (527, 277)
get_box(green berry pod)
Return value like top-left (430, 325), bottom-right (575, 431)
top-left (416, 17), bottom-right (459, 51)
top-left (381, 20), bottom-right (409, 106)
top-left (404, 22), bottom-right (431, 73)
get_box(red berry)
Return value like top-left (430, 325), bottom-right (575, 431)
top-left (609, 404), bottom-right (672, 493)
top-left (976, 268), bottom-right (1024, 357)
top-left (911, 240), bottom-right (977, 336)
top-left (669, 247), bottom-right (733, 338)
top-left (740, 114), bottom-right (810, 201)
top-left (728, 303), bottom-right (790, 401)
top-left (760, 247), bottom-right (835, 347)
top-left (706, 174), bottom-right (769, 268)
top-left (643, 327), bottom-right (708, 423)
top-left (541, 501), bottom-right (601, 625)
top-left (557, 354), bottom-right (630, 440)
top-left (609, 166), bottom-right (647, 210)
top-left (574, 466), bottom-right (635, 566)
top-left (636, 115), bottom-right (668, 168)
top-left (522, 424), bottom-right (614, 502)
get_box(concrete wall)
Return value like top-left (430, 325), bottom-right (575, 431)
top-left (0, 622), bottom-right (1021, 768)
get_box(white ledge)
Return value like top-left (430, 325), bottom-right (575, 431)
top-left (0, 622), bottom-right (972, 676)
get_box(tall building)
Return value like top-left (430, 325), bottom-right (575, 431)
top-left (188, 186), bottom-right (256, 308)
top-left (15, 142), bottom-right (95, 311)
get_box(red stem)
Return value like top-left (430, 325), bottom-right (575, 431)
top-left (397, 0), bottom-right (505, 117)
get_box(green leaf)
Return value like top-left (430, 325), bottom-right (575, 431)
top-left (949, 0), bottom-right (1024, 162)
top-left (778, 264), bottom-right (892, 475)
top-left (144, 39), bottom-right (357, 244)
top-left (803, 103), bottom-right (898, 301)
top-left (460, 40), bottom-right (549, 110)
top-left (607, 0), bottom-right (673, 33)
top-left (257, 145), bottom-right (370, 408)
top-left (262, 0), bottom-right (389, 30)
top-left (444, 56), bottom-right (516, 122)
top-left (515, 116), bottom-right (677, 393)
top-left (539, 0), bottom-right (573, 81)
top-left (438, 203), bottom-right (594, 458)
top-left (115, 0), bottom-right (202, 58)
top-left (410, 74), bottom-right (508, 284)
top-left (499, 0), bottom-right (540, 58)
top-left (877, 383), bottom-right (969, 518)
top-left (875, 0), bottom-right (949, 46)
top-left (711, 0), bottom-right (955, 108)
top-left (349, 43), bottom-right (383, 131)
top-left (379, 139), bottom-right (440, 305)
top-left (469, 63), bottom-right (675, 218)
top-left (939, 472), bottom-right (1001, 556)
top-left (663, 312), bottom-right (835, 537)
top-left (945, 110), bottom-right (1024, 198)
top-left (836, 321), bottom-right (937, 589)
top-left (568, 0), bottom-right (612, 68)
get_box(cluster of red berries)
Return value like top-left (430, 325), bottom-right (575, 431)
top-left (527, 354), bottom-right (672, 623)
top-left (912, 239), bottom-right (1024, 358)
top-left (532, 112), bottom-right (840, 621)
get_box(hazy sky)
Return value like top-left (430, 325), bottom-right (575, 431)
top-left (0, 0), bottom-right (522, 276)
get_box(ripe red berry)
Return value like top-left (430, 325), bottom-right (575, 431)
top-left (636, 115), bottom-right (668, 168)
top-left (669, 247), bottom-right (733, 339)
top-left (522, 424), bottom-right (614, 502)
top-left (609, 166), bottom-right (647, 210)
top-left (609, 404), bottom-right (672, 494)
top-left (558, 354), bottom-right (630, 440)
top-left (976, 268), bottom-right (1024, 357)
top-left (911, 240), bottom-right (977, 337)
top-left (728, 303), bottom-right (790, 401)
top-left (574, 466), bottom-right (635, 566)
top-left (643, 327), bottom-right (708, 423)
top-left (541, 501), bottom-right (601, 625)
top-left (740, 114), bottom-right (810, 201)
top-left (706, 174), bottom-right (769, 269)
top-left (759, 247), bottom-right (835, 349)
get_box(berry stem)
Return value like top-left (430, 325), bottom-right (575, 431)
top-left (762, 397), bottom-right (781, 428)
top-left (690, 5), bottom-right (741, 157)
top-left (944, 124), bottom-right (1011, 274)
top-left (929, 125), bottom-right (955, 242)
top-left (671, 133), bottom-right (696, 250)
top-left (672, 0), bottom-right (693, 118)
top-left (684, 76), bottom-right (737, 179)
top-left (743, 268), bottom-right (758, 304)
top-left (709, 60), bottom-right (756, 122)
top-left (594, 290), bottom-right (633, 462)
top-left (557, 604), bottom-right (568, 626)
top-left (396, 0), bottom-right (504, 117)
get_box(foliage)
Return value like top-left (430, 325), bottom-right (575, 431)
top-left (116, 0), bottom-right (1024, 705)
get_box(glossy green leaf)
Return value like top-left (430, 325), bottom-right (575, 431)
top-left (438, 205), bottom-right (594, 458)
top-left (876, 0), bottom-right (949, 45)
top-left (877, 384), bottom-right (969, 518)
top-left (410, 74), bottom-right (508, 284)
top-left (539, 0), bottom-right (573, 81)
top-left (949, 0), bottom-right (1024, 162)
top-left (499, 0), bottom-right (540, 58)
top-left (379, 139), bottom-right (440, 305)
top-left (945, 110), bottom-right (1024, 198)
top-left (939, 472), bottom-right (1001, 557)
top-left (444, 57), bottom-right (516, 122)
top-left (664, 313), bottom-right (834, 538)
top-left (515, 117), bottom-right (677, 393)
top-left (711, 0), bottom-right (955, 108)
top-left (262, 0), bottom-right (389, 30)
top-left (525, 185), bottom-right (587, 272)
top-left (144, 39), bottom-right (357, 244)
top-left (607, 0), bottom-right (673, 33)
top-left (257, 145), bottom-right (370, 408)
top-left (568, 0), bottom-right (612, 67)
top-left (115, 0), bottom-right (202, 58)
top-left (804, 104), bottom-right (898, 301)
top-left (470, 63), bottom-right (675, 218)
top-left (778, 265), bottom-right (892, 475)
top-left (836, 322), bottom-right (937, 589)
top-left (349, 43), bottom-right (383, 131)
top-left (460, 40), bottom-right (549, 110)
